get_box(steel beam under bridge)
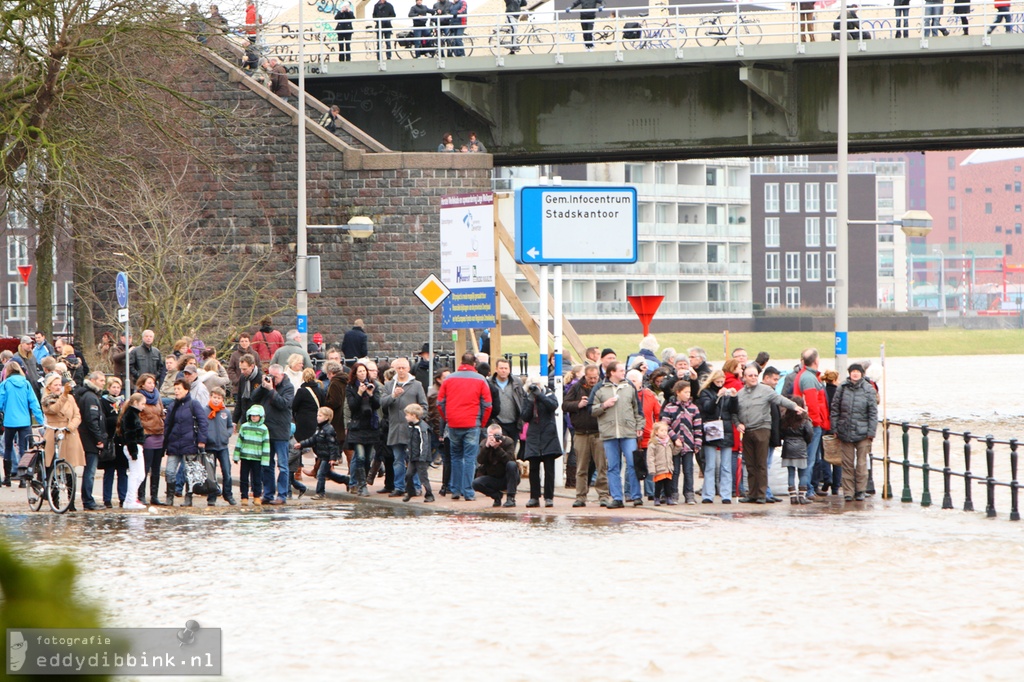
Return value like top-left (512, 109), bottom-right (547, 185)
top-left (306, 38), bottom-right (1024, 164)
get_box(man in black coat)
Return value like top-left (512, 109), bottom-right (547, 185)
top-left (472, 424), bottom-right (519, 507)
top-left (74, 372), bottom-right (108, 510)
top-left (340, 319), bottom-right (368, 362)
top-left (232, 354), bottom-right (263, 429)
top-left (250, 364), bottom-right (294, 505)
top-left (371, 0), bottom-right (396, 60)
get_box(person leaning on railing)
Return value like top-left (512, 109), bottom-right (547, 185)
top-left (335, 1), bottom-right (356, 62)
top-left (449, 0), bottom-right (468, 56)
top-left (569, 0), bottom-right (604, 51)
top-left (409, 0), bottom-right (436, 57)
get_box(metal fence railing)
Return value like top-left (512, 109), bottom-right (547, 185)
top-left (876, 420), bottom-right (1020, 521)
top-left (224, 1), bottom-right (1024, 72)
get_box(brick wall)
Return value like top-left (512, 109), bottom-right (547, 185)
top-left (157, 46), bottom-right (492, 356)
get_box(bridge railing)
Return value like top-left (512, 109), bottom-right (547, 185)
top-left (876, 420), bottom-right (1021, 521)
top-left (252, 1), bottom-right (1024, 70)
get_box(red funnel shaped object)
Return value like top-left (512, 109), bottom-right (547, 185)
top-left (627, 295), bottom-right (664, 336)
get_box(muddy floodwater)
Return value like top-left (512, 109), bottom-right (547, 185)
top-left (2, 355), bottom-right (1023, 681)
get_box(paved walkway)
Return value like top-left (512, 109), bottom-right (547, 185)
top-left (0, 462), bottom-right (867, 520)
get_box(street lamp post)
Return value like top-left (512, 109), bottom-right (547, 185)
top-left (933, 247), bottom-right (946, 325)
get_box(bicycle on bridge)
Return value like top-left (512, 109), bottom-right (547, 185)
top-left (489, 12), bottom-right (555, 55)
top-left (695, 10), bottom-right (763, 47)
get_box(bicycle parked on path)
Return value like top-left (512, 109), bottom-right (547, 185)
top-left (22, 425), bottom-right (76, 514)
top-left (695, 11), bottom-right (763, 47)
top-left (622, 13), bottom-right (682, 50)
top-left (488, 13), bottom-right (555, 55)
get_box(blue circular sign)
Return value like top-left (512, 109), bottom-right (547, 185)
top-left (115, 272), bottom-right (129, 308)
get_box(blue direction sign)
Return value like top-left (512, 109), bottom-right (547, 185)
top-left (515, 187), bottom-right (637, 264)
top-left (115, 272), bottom-right (129, 308)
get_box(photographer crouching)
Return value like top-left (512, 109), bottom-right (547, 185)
top-left (472, 423), bottom-right (519, 507)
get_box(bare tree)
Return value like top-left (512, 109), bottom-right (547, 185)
top-left (71, 161), bottom-right (289, 351)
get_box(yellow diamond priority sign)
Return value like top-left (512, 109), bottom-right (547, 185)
top-left (414, 274), bottom-right (451, 311)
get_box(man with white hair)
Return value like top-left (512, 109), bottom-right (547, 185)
top-left (129, 329), bottom-right (165, 388)
top-left (271, 330), bottom-right (312, 369)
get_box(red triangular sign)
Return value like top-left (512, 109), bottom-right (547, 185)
top-left (627, 295), bottom-right (664, 337)
top-left (17, 265), bottom-right (32, 286)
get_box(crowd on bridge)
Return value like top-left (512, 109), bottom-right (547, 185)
top-left (0, 315), bottom-right (879, 513)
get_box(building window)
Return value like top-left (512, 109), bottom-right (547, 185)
top-left (784, 183), bottom-right (800, 212)
top-left (825, 183), bottom-right (838, 212)
top-left (1017, 224), bottom-right (1022, 234)
top-left (7, 282), bottom-right (26, 320)
top-left (785, 252), bottom-right (801, 281)
top-left (826, 251), bottom-right (837, 281)
top-left (624, 164), bottom-right (645, 183)
top-left (948, 196), bottom-right (956, 210)
top-left (985, 187), bottom-right (992, 193)
top-left (805, 217), bottom-right (821, 247)
top-left (764, 217), bottom-right (780, 247)
top-left (764, 183), bottom-right (779, 213)
top-left (949, 177), bottom-right (956, 190)
top-left (948, 216), bottom-right (956, 231)
top-left (879, 250), bottom-right (894, 277)
top-left (785, 286), bottom-right (801, 309)
top-left (765, 287), bottom-right (780, 309)
top-left (7, 235), bottom-right (29, 275)
top-left (1017, 205), bottom-right (1022, 213)
top-left (948, 156), bottom-right (956, 170)
top-left (825, 217), bottom-right (837, 247)
top-left (765, 253), bottom-right (780, 282)
top-left (1016, 181), bottom-right (1021, 193)
top-left (706, 168), bottom-right (718, 186)
top-left (1007, 184), bottom-right (1013, 192)
top-left (805, 252), bottom-right (821, 281)
top-left (986, 202), bottom-right (993, 214)
top-left (826, 286), bottom-right (836, 310)
top-left (996, 225), bottom-right (1002, 233)
top-left (805, 183), bottom-right (820, 212)
top-left (1008, 244), bottom-right (1014, 256)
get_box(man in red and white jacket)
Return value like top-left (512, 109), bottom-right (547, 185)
top-left (793, 348), bottom-right (831, 499)
top-left (438, 352), bottom-right (492, 501)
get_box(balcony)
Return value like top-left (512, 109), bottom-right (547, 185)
top-left (638, 222), bottom-right (750, 239)
top-left (561, 262), bottom-right (751, 277)
top-left (518, 300), bottom-right (753, 317)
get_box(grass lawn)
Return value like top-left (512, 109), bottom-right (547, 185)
top-left (495, 328), bottom-right (1024, 363)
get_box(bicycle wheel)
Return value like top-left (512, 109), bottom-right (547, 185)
top-left (48, 461), bottom-right (76, 514)
top-left (595, 24), bottom-right (616, 43)
top-left (738, 18), bottom-right (762, 45)
top-left (695, 19), bottom-right (727, 47)
top-left (675, 24), bottom-right (688, 48)
top-left (489, 28), bottom-right (510, 56)
top-left (650, 23), bottom-right (676, 49)
top-left (525, 28), bottom-right (555, 54)
top-left (462, 34), bottom-right (475, 57)
top-left (26, 466), bottom-right (44, 512)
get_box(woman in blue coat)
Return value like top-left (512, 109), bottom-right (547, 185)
top-left (162, 379), bottom-right (208, 506)
top-left (0, 362), bottom-right (44, 486)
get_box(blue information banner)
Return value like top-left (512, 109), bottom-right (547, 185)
top-left (441, 287), bottom-right (496, 330)
top-left (834, 331), bottom-right (848, 356)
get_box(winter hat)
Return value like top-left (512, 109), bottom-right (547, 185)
top-left (847, 363), bottom-right (865, 375)
top-left (183, 365), bottom-right (199, 375)
top-left (600, 348), bottom-right (616, 359)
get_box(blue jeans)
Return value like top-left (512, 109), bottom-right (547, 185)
top-left (391, 444), bottom-right (421, 494)
top-left (164, 454), bottom-right (183, 499)
top-left (316, 459), bottom-right (349, 495)
top-left (449, 25), bottom-right (465, 56)
top-left (262, 440), bottom-right (290, 501)
top-left (924, 4), bottom-right (942, 37)
top-left (603, 437), bottom-right (640, 502)
top-left (174, 458), bottom-right (187, 495)
top-left (448, 427), bottom-right (481, 499)
top-left (702, 445), bottom-right (733, 501)
top-left (671, 452), bottom-right (694, 498)
top-left (766, 446), bottom-right (776, 499)
top-left (208, 449), bottom-right (232, 502)
top-left (3, 426), bottom-right (32, 472)
top-left (102, 465), bottom-right (128, 505)
top-left (81, 452), bottom-right (98, 508)
top-left (799, 426), bottom-right (823, 492)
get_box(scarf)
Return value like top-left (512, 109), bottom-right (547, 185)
top-left (242, 368), bottom-right (256, 400)
top-left (209, 402), bottom-right (226, 420)
top-left (140, 387), bottom-right (160, 405)
top-left (656, 434), bottom-right (671, 447)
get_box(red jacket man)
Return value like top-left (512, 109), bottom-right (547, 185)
top-left (438, 354), bottom-right (492, 429)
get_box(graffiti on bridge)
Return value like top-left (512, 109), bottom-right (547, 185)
top-left (317, 85), bottom-right (428, 140)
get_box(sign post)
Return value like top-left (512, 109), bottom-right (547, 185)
top-left (116, 272), bottom-right (130, 393)
top-left (414, 274), bottom-right (451, 380)
top-left (17, 265), bottom-right (32, 335)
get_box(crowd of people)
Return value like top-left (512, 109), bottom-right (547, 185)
top-left (0, 318), bottom-right (879, 513)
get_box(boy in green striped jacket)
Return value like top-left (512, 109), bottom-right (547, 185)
top-left (233, 404), bottom-right (270, 505)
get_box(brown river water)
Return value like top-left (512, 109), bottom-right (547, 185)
top-left (3, 355), bottom-right (1023, 681)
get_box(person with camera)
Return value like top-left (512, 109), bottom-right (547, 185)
top-left (522, 374), bottom-right (562, 508)
top-left (249, 364), bottom-right (295, 505)
top-left (473, 423), bottom-right (519, 507)
top-left (344, 361), bottom-right (381, 496)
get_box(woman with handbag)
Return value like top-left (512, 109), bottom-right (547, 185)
top-left (697, 370), bottom-right (739, 504)
top-left (163, 379), bottom-right (208, 507)
top-left (99, 376), bottom-right (129, 508)
top-left (345, 362), bottom-right (381, 497)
